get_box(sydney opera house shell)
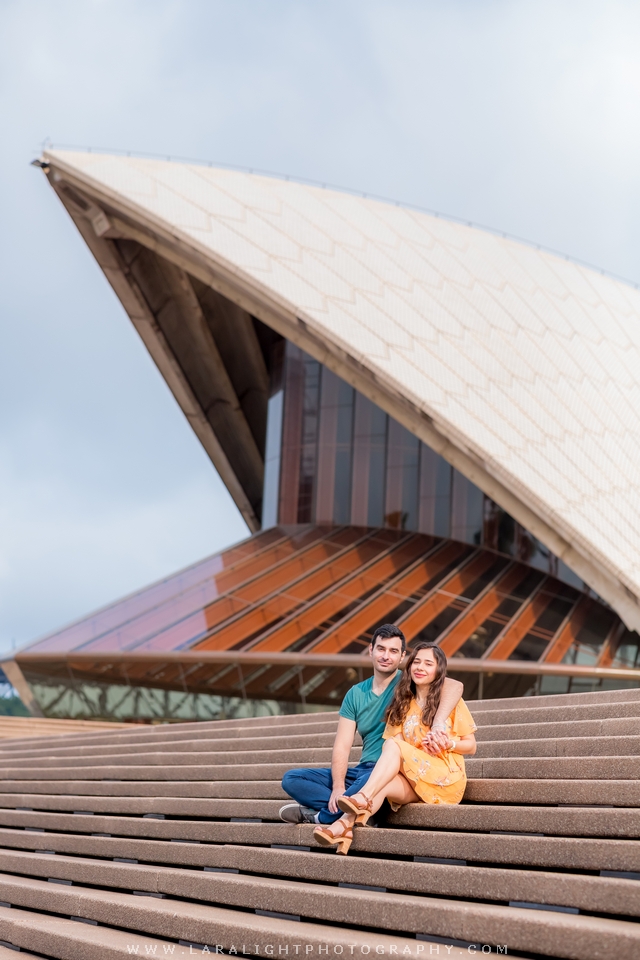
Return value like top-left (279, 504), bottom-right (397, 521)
top-left (4, 148), bottom-right (640, 719)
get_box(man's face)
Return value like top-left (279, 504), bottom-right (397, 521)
top-left (368, 636), bottom-right (405, 674)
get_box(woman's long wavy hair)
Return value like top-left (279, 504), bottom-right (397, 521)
top-left (385, 643), bottom-right (448, 729)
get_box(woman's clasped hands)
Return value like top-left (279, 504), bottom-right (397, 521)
top-left (421, 725), bottom-right (453, 756)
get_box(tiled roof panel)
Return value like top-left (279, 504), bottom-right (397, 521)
top-left (44, 151), bottom-right (640, 627)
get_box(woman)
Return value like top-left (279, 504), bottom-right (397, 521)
top-left (313, 643), bottom-right (476, 854)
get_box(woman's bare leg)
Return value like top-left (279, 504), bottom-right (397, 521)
top-left (315, 812), bottom-right (355, 838)
top-left (349, 739), bottom-right (403, 806)
top-left (325, 772), bottom-right (419, 836)
top-left (385, 774), bottom-right (420, 806)
top-left (364, 774), bottom-right (420, 815)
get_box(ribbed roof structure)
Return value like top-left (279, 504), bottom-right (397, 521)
top-left (11, 523), bottom-right (637, 721)
top-left (40, 150), bottom-right (640, 631)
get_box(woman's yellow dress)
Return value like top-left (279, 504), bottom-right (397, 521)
top-left (382, 698), bottom-right (477, 806)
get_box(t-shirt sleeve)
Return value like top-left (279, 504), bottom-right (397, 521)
top-left (339, 687), bottom-right (357, 721)
top-left (451, 699), bottom-right (477, 738)
top-left (382, 720), bottom-right (402, 740)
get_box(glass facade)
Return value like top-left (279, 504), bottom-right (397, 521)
top-left (15, 341), bottom-right (638, 718)
top-left (608, 629), bottom-right (640, 669)
top-left (21, 672), bottom-right (311, 722)
top-left (264, 343), bottom-right (583, 590)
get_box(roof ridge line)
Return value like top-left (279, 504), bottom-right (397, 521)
top-left (39, 142), bottom-right (640, 292)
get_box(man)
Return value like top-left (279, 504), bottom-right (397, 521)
top-left (279, 624), bottom-right (463, 824)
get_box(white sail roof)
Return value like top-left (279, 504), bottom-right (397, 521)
top-left (43, 149), bottom-right (640, 631)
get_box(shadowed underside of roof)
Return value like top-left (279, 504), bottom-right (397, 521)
top-left (12, 526), bottom-right (639, 718)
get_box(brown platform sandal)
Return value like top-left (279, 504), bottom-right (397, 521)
top-left (337, 791), bottom-right (374, 826)
top-left (313, 820), bottom-right (353, 855)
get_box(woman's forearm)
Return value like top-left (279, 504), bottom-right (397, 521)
top-left (431, 677), bottom-right (463, 729)
top-left (449, 735), bottom-right (476, 755)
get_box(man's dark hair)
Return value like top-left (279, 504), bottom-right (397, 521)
top-left (370, 623), bottom-right (406, 653)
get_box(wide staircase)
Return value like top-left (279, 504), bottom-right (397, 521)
top-left (0, 688), bottom-right (638, 959)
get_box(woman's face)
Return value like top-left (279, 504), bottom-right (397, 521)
top-left (410, 648), bottom-right (439, 686)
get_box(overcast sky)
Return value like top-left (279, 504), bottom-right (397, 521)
top-left (2, 0), bottom-right (640, 657)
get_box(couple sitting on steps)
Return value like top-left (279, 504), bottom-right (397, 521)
top-left (280, 624), bottom-right (477, 855)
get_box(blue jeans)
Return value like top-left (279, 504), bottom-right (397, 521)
top-left (281, 762), bottom-right (376, 824)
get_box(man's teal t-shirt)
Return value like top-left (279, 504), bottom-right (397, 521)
top-left (339, 672), bottom-right (400, 763)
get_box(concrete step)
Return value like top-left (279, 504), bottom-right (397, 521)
top-left (0, 824), bottom-right (258, 865)
top-left (0, 809), bottom-right (303, 845)
top-left (0, 746), bottom-right (350, 770)
top-left (464, 777), bottom-right (640, 805)
top-left (1, 773), bottom-right (639, 804)
top-left (0, 761), bottom-right (326, 782)
top-left (0, 945), bottom-right (40, 960)
top-left (0, 905), bottom-right (439, 960)
top-left (0, 720), bottom-right (343, 758)
top-left (4, 715), bottom-right (637, 764)
top-left (4, 843), bottom-right (638, 921)
top-left (388, 802), bottom-right (640, 836)
top-left (0, 877), bottom-right (457, 960)
top-left (0, 712), bottom-right (340, 752)
top-left (470, 686), bottom-right (640, 711)
top-left (0, 793), bottom-right (287, 819)
top-left (471, 699), bottom-right (640, 725)
top-left (4, 755), bottom-right (640, 782)
top-left (0, 906), bottom-right (187, 959)
top-left (0, 729), bottom-right (342, 762)
top-left (1, 772), bottom-right (639, 804)
top-left (4, 731), bottom-right (636, 768)
top-left (0, 866), bottom-right (638, 960)
top-left (1, 790), bottom-right (638, 837)
top-left (0, 779), bottom-right (289, 798)
top-left (317, 824), bottom-right (640, 872)
top-left (1, 822), bottom-right (636, 896)
top-left (475, 733), bottom-right (640, 758)
top-left (3, 805), bottom-right (640, 872)
top-left (472, 756), bottom-right (640, 779)
top-left (0, 716), bottom-right (129, 738)
top-left (474, 715), bottom-right (640, 741)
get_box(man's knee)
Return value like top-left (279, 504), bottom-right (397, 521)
top-left (282, 769), bottom-right (303, 792)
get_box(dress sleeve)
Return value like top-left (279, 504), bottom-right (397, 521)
top-left (382, 720), bottom-right (402, 740)
top-left (450, 699), bottom-right (477, 738)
